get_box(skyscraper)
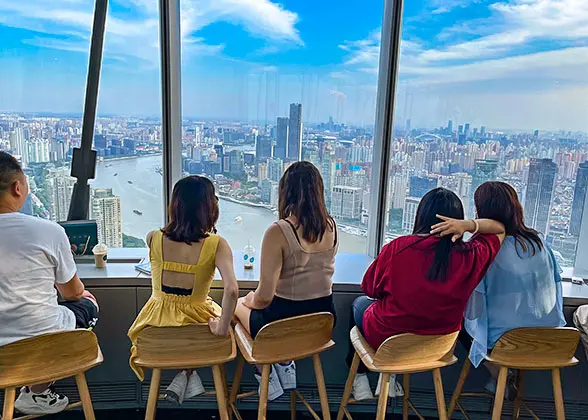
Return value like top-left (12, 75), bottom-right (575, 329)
top-left (331, 186), bottom-right (362, 219)
top-left (570, 161), bottom-right (588, 236)
top-left (402, 197), bottom-right (421, 233)
top-left (91, 188), bottom-right (123, 248)
top-left (469, 159), bottom-right (499, 217)
top-left (320, 148), bottom-right (336, 209)
top-left (45, 166), bottom-right (76, 222)
top-left (524, 158), bottom-right (557, 235)
top-left (480, 126), bottom-right (487, 138)
top-left (287, 103), bottom-right (302, 161)
top-left (275, 117), bottom-right (288, 160)
top-left (267, 157), bottom-right (284, 182)
top-left (464, 123), bottom-right (471, 138)
top-left (447, 120), bottom-right (453, 135)
top-left (255, 135), bottom-right (273, 162)
top-left (409, 176), bottom-right (438, 199)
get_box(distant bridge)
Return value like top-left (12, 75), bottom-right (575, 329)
top-left (414, 133), bottom-right (444, 141)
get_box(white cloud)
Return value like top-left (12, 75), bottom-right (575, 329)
top-left (0, 0), bottom-right (303, 68)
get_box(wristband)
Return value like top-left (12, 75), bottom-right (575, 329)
top-left (471, 219), bottom-right (479, 235)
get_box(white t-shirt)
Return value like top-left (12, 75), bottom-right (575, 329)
top-left (0, 212), bottom-right (77, 347)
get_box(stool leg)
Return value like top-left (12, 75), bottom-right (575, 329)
top-left (552, 368), bottom-right (565, 420)
top-left (432, 368), bottom-right (448, 420)
top-left (403, 374), bottom-right (410, 420)
top-left (145, 368), bottom-right (161, 420)
top-left (2, 387), bottom-right (16, 420)
top-left (75, 373), bottom-right (96, 420)
top-left (512, 370), bottom-right (525, 420)
top-left (290, 390), bottom-right (297, 420)
top-left (491, 367), bottom-right (508, 420)
top-left (313, 353), bottom-right (331, 420)
top-left (376, 373), bottom-right (390, 420)
top-left (230, 353), bottom-right (245, 406)
top-left (257, 364), bottom-right (271, 420)
top-left (337, 352), bottom-right (359, 420)
top-left (213, 364), bottom-right (230, 420)
top-left (448, 357), bottom-right (471, 418)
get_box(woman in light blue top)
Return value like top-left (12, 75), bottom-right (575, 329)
top-left (464, 181), bottom-right (565, 373)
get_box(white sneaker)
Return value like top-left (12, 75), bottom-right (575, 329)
top-left (375, 373), bottom-right (404, 397)
top-left (273, 361), bottom-right (296, 390)
top-left (255, 366), bottom-right (284, 401)
top-left (14, 386), bottom-right (69, 415)
top-left (352, 373), bottom-right (374, 401)
top-left (185, 370), bottom-right (206, 399)
top-left (165, 370), bottom-right (188, 405)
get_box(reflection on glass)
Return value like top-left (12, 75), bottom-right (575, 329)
top-left (386, 0), bottom-right (588, 267)
top-left (179, 0), bottom-right (384, 254)
top-left (0, 1), bottom-right (164, 248)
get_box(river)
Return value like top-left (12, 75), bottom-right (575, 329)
top-left (91, 155), bottom-right (367, 254)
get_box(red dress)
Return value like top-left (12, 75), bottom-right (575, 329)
top-left (361, 234), bottom-right (501, 351)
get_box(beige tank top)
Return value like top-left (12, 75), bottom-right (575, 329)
top-left (274, 219), bottom-right (338, 301)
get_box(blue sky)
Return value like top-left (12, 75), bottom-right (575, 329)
top-left (0, 0), bottom-right (587, 131)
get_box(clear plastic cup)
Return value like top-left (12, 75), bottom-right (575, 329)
top-left (92, 244), bottom-right (108, 268)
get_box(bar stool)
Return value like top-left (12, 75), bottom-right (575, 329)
top-left (0, 330), bottom-right (103, 420)
top-left (448, 327), bottom-right (580, 420)
top-left (338, 328), bottom-right (459, 420)
top-left (134, 324), bottom-right (236, 420)
top-left (230, 312), bottom-right (335, 420)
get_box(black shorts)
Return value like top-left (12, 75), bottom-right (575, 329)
top-left (249, 295), bottom-right (336, 338)
top-left (59, 298), bottom-right (99, 330)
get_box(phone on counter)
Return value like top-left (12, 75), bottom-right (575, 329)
top-left (571, 276), bottom-right (584, 285)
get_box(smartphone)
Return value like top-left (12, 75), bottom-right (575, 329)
top-left (571, 276), bottom-right (584, 285)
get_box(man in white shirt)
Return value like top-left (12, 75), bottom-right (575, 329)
top-left (0, 151), bottom-right (99, 416)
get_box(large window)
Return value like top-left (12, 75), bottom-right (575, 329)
top-left (179, 0), bottom-right (384, 254)
top-left (0, 1), bottom-right (163, 249)
top-left (385, 0), bottom-right (588, 267)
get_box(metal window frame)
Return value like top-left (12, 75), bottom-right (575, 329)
top-left (159, 0), bottom-right (183, 222)
top-left (366, 0), bottom-right (405, 257)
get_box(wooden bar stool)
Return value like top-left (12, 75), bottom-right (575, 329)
top-left (134, 324), bottom-right (236, 420)
top-left (448, 327), bottom-right (580, 420)
top-left (230, 312), bottom-right (335, 420)
top-left (338, 328), bottom-right (459, 420)
top-left (0, 330), bottom-right (103, 420)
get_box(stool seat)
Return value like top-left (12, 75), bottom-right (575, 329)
top-left (338, 328), bottom-right (459, 420)
top-left (234, 320), bottom-right (335, 365)
top-left (350, 327), bottom-right (457, 373)
top-left (135, 324), bottom-right (236, 420)
top-left (230, 313), bottom-right (335, 420)
top-left (135, 324), bottom-right (236, 369)
top-left (448, 327), bottom-right (581, 420)
top-left (0, 330), bottom-right (103, 420)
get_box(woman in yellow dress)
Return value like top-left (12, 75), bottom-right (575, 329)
top-left (128, 175), bottom-right (238, 404)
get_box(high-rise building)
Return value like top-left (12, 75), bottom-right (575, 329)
top-left (524, 158), bottom-right (557, 235)
top-left (464, 123), bottom-right (471, 138)
top-left (275, 117), bottom-right (288, 160)
top-left (91, 188), bottom-right (123, 248)
top-left (320, 149), bottom-right (336, 209)
top-left (45, 166), bottom-right (76, 222)
top-left (576, 189), bottom-right (588, 271)
top-left (9, 127), bottom-right (27, 167)
top-left (569, 161), bottom-right (588, 236)
top-left (480, 126), bottom-right (487, 138)
top-left (287, 103), bottom-right (302, 161)
top-left (256, 136), bottom-right (273, 162)
top-left (257, 162), bottom-right (268, 182)
top-left (469, 159), bottom-right (499, 217)
top-left (447, 120), bottom-right (453, 135)
top-left (392, 173), bottom-right (408, 209)
top-left (409, 176), bottom-right (438, 199)
top-left (229, 150), bottom-right (245, 177)
top-left (260, 179), bottom-right (279, 207)
top-left (402, 197), bottom-right (421, 233)
top-left (331, 186), bottom-right (362, 219)
top-left (267, 157), bottom-right (284, 182)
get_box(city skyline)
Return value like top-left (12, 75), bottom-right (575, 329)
top-left (1, 0), bottom-right (587, 130)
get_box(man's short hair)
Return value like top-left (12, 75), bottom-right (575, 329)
top-left (0, 151), bottom-right (24, 196)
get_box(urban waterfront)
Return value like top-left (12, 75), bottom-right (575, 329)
top-left (91, 155), bottom-right (367, 254)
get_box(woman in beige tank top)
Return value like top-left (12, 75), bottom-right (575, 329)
top-left (235, 161), bottom-right (338, 401)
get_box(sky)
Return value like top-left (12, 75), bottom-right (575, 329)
top-left (0, 0), bottom-right (587, 131)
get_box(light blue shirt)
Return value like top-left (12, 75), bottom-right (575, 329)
top-left (465, 236), bottom-right (565, 367)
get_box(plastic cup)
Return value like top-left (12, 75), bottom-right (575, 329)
top-left (92, 244), bottom-right (108, 268)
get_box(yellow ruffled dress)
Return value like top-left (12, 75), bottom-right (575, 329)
top-left (128, 230), bottom-right (221, 380)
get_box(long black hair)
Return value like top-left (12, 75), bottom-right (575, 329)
top-left (407, 187), bottom-right (465, 281)
top-left (475, 181), bottom-right (543, 255)
top-left (278, 161), bottom-right (333, 242)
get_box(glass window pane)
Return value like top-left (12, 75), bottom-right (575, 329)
top-left (0, 1), bottom-right (164, 249)
top-left (386, 1), bottom-right (588, 268)
top-left (180, 0), bottom-right (384, 255)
